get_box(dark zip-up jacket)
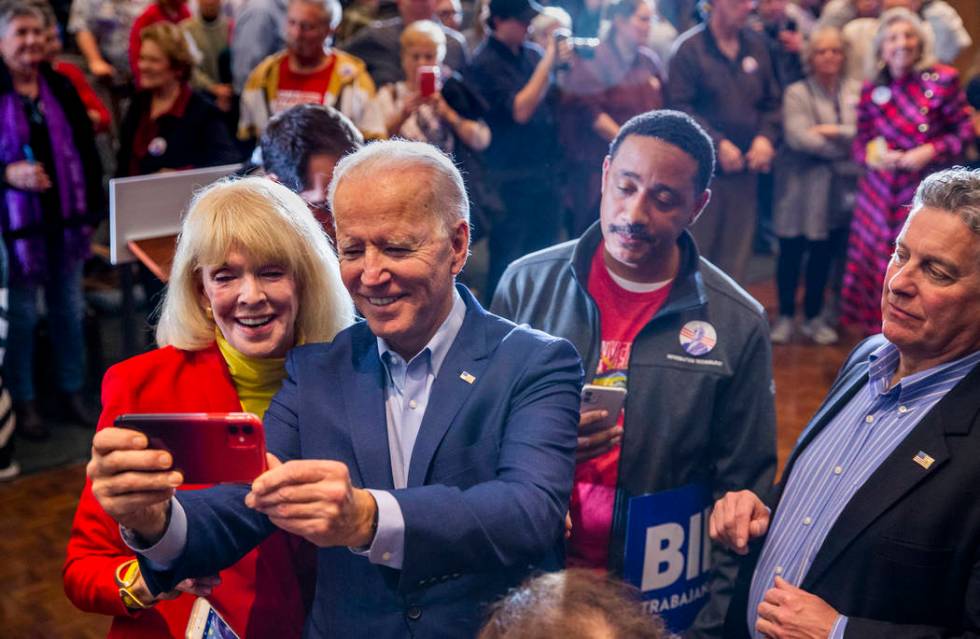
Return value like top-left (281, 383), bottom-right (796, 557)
top-left (491, 224), bottom-right (777, 638)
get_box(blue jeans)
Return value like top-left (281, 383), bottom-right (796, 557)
top-left (4, 263), bottom-right (85, 402)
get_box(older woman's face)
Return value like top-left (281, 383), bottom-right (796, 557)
top-left (881, 19), bottom-right (920, 76)
top-left (0, 14), bottom-right (46, 73)
top-left (138, 39), bottom-right (179, 90)
top-left (809, 32), bottom-right (844, 78)
top-left (402, 42), bottom-right (440, 87)
top-left (620, 1), bottom-right (653, 49)
top-left (200, 249), bottom-right (300, 359)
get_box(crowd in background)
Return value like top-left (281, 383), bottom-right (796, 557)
top-left (1, 0), bottom-right (979, 636)
top-left (0, 0), bottom-right (976, 499)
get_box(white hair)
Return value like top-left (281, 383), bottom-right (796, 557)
top-left (327, 139), bottom-right (470, 236)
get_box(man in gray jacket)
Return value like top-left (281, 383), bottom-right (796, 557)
top-left (491, 110), bottom-right (777, 638)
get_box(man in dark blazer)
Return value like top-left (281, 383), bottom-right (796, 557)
top-left (709, 166), bottom-right (980, 638)
top-left (87, 140), bottom-right (582, 637)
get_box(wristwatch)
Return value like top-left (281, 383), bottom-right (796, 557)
top-left (114, 559), bottom-right (153, 610)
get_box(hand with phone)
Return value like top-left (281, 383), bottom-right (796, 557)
top-left (87, 426), bottom-right (180, 543)
top-left (577, 385), bottom-right (627, 462)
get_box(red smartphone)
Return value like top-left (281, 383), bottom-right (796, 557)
top-left (417, 65), bottom-right (440, 98)
top-left (114, 413), bottom-right (267, 485)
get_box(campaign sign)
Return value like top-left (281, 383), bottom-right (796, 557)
top-left (623, 483), bottom-right (713, 634)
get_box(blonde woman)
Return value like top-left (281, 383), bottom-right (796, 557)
top-left (373, 20), bottom-right (490, 153)
top-left (64, 177), bottom-right (353, 639)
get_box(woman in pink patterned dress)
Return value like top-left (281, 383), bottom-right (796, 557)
top-left (840, 7), bottom-right (972, 335)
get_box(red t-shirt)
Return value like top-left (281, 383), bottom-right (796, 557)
top-left (567, 244), bottom-right (672, 569)
top-left (269, 55), bottom-right (338, 115)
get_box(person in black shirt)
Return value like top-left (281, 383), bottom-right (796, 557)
top-left (668, 0), bottom-right (781, 284)
top-left (466, 0), bottom-right (571, 294)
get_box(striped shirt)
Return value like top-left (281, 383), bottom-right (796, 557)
top-left (747, 341), bottom-right (980, 638)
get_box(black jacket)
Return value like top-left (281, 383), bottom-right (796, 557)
top-left (726, 335), bottom-right (980, 639)
top-left (117, 88), bottom-right (240, 177)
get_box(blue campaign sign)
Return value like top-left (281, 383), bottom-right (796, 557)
top-left (623, 483), bottom-right (714, 634)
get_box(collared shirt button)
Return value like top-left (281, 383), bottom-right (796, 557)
top-left (834, 465), bottom-right (843, 475)
top-left (919, 106), bottom-right (929, 114)
top-left (921, 72), bottom-right (929, 80)
top-left (409, 399), bottom-right (417, 409)
top-left (924, 89), bottom-right (934, 98)
top-left (865, 414), bottom-right (875, 424)
top-left (803, 516), bottom-right (813, 525)
top-left (774, 566), bottom-right (783, 575)
top-left (917, 123), bottom-right (929, 133)
top-left (406, 606), bottom-right (422, 621)
top-left (382, 551), bottom-right (392, 561)
top-left (898, 405), bottom-right (909, 414)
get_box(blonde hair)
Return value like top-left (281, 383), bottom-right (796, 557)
top-left (401, 19), bottom-right (447, 62)
top-left (872, 7), bottom-right (935, 81)
top-left (139, 22), bottom-right (195, 82)
top-left (156, 177), bottom-right (354, 351)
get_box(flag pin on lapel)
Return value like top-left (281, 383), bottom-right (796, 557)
top-left (460, 371), bottom-right (476, 384)
top-left (913, 450), bottom-right (934, 469)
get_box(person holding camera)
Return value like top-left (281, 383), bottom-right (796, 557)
top-left (466, 0), bottom-right (572, 294)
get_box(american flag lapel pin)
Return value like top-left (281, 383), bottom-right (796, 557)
top-left (912, 451), bottom-right (935, 470)
top-left (459, 371), bottom-right (476, 384)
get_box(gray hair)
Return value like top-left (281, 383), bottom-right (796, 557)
top-left (872, 7), bottom-right (936, 81)
top-left (910, 167), bottom-right (980, 237)
top-left (290, 0), bottom-right (343, 30)
top-left (328, 139), bottom-right (470, 237)
top-left (802, 25), bottom-right (844, 75)
top-left (0, 0), bottom-right (46, 36)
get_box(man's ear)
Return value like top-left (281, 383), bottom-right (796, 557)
top-left (449, 219), bottom-right (470, 275)
top-left (600, 155), bottom-right (612, 194)
top-left (689, 189), bottom-right (711, 227)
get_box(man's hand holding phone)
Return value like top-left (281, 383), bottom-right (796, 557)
top-left (245, 455), bottom-right (379, 549)
top-left (88, 427), bottom-right (179, 543)
top-left (577, 385), bottom-right (627, 462)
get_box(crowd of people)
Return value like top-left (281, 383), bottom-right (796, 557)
top-left (0, 0), bottom-right (978, 636)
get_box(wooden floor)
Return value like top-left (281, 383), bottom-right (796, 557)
top-left (0, 281), bottom-right (858, 637)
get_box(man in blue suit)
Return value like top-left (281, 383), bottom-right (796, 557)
top-left (88, 140), bottom-right (583, 637)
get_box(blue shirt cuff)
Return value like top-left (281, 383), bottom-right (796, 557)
top-left (829, 614), bottom-right (848, 639)
top-left (349, 489), bottom-right (404, 569)
top-left (119, 497), bottom-right (188, 570)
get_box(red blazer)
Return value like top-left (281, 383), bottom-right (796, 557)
top-left (63, 345), bottom-right (313, 639)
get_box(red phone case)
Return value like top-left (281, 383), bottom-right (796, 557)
top-left (114, 413), bottom-right (267, 485)
top-left (418, 66), bottom-right (439, 97)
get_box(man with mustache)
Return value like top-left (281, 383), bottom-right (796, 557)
top-left (710, 166), bottom-right (980, 638)
top-left (492, 109), bottom-right (776, 638)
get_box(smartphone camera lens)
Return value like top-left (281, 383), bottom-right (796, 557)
top-left (242, 425), bottom-right (254, 435)
top-left (229, 425), bottom-right (239, 434)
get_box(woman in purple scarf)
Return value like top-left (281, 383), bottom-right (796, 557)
top-left (0, 1), bottom-right (103, 439)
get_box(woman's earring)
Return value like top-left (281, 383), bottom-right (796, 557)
top-left (205, 306), bottom-right (213, 320)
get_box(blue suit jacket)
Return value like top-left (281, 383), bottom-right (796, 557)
top-left (142, 287), bottom-right (583, 638)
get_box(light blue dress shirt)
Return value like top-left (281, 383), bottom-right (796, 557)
top-left (125, 291), bottom-right (468, 571)
top-left (359, 290), bottom-right (467, 569)
top-left (747, 342), bottom-right (980, 638)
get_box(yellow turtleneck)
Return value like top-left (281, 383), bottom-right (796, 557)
top-left (215, 331), bottom-right (287, 419)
